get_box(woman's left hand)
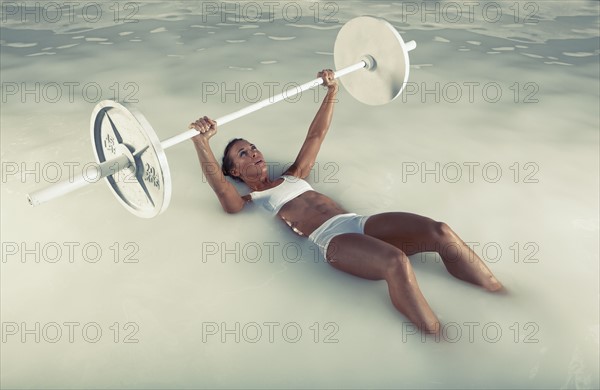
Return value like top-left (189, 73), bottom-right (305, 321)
top-left (318, 69), bottom-right (338, 91)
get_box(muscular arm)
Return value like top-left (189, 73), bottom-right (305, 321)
top-left (285, 69), bottom-right (339, 179)
top-left (190, 117), bottom-right (247, 213)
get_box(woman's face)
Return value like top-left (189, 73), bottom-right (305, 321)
top-left (227, 139), bottom-right (267, 181)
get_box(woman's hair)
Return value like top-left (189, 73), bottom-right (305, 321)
top-left (222, 138), bottom-right (246, 181)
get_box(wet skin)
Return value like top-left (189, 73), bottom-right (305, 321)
top-left (189, 70), bottom-right (504, 336)
top-left (228, 140), bottom-right (348, 236)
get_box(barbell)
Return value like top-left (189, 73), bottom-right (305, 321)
top-left (26, 16), bottom-right (416, 218)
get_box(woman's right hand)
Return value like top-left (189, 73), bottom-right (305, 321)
top-left (189, 116), bottom-right (217, 143)
top-left (318, 69), bottom-right (338, 92)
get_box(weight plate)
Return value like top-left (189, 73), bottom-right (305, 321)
top-left (90, 100), bottom-right (171, 218)
top-left (334, 16), bottom-right (412, 106)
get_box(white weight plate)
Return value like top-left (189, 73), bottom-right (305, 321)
top-left (90, 100), bottom-right (171, 218)
top-left (334, 16), bottom-right (411, 105)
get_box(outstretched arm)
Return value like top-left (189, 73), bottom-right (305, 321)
top-left (189, 117), bottom-right (247, 213)
top-left (284, 69), bottom-right (338, 179)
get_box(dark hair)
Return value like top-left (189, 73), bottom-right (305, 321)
top-left (222, 138), bottom-right (246, 181)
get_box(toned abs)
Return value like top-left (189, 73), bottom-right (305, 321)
top-left (277, 191), bottom-right (347, 236)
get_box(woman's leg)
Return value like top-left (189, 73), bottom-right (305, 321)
top-left (326, 233), bottom-right (440, 334)
top-left (363, 212), bottom-right (503, 291)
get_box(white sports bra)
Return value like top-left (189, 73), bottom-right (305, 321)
top-left (249, 175), bottom-right (314, 214)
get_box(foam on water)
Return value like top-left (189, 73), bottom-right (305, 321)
top-left (1, 1), bottom-right (598, 388)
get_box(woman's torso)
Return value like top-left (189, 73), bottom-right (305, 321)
top-left (277, 191), bottom-right (347, 236)
top-left (249, 176), bottom-right (347, 236)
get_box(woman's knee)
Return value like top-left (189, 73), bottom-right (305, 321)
top-left (384, 249), bottom-right (413, 280)
top-left (432, 221), bottom-right (454, 240)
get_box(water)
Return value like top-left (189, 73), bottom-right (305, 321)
top-left (1, 1), bottom-right (598, 388)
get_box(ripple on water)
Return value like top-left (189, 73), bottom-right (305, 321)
top-left (267, 36), bottom-right (296, 41)
top-left (502, 23), bottom-right (525, 29)
top-left (434, 36), bottom-right (450, 43)
top-left (226, 39), bottom-right (246, 43)
top-left (563, 52), bottom-right (596, 58)
top-left (56, 44), bottom-right (79, 49)
top-left (150, 27), bottom-right (168, 33)
top-left (119, 32), bottom-right (134, 36)
top-left (520, 53), bottom-right (544, 59)
top-left (85, 37), bottom-right (108, 42)
top-left (27, 52), bottom-right (56, 56)
top-left (286, 24), bottom-right (340, 30)
top-left (228, 66), bottom-right (254, 71)
top-left (571, 28), bottom-right (598, 35)
top-left (63, 27), bottom-right (93, 34)
top-left (544, 61), bottom-right (572, 66)
top-left (3, 42), bottom-right (38, 48)
top-left (506, 36), bottom-right (536, 43)
top-left (260, 60), bottom-right (278, 64)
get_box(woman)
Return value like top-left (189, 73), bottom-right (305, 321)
top-left (189, 69), bottom-right (503, 334)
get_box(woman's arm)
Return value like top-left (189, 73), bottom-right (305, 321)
top-left (284, 69), bottom-right (338, 179)
top-left (189, 116), bottom-right (247, 213)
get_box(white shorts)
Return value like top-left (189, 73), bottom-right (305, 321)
top-left (308, 213), bottom-right (371, 259)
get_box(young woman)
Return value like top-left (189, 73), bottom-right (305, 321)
top-left (189, 69), bottom-right (503, 334)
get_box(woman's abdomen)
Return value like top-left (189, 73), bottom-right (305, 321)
top-left (277, 191), bottom-right (347, 236)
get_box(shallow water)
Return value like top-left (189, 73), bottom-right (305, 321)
top-left (1, 1), bottom-right (599, 388)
